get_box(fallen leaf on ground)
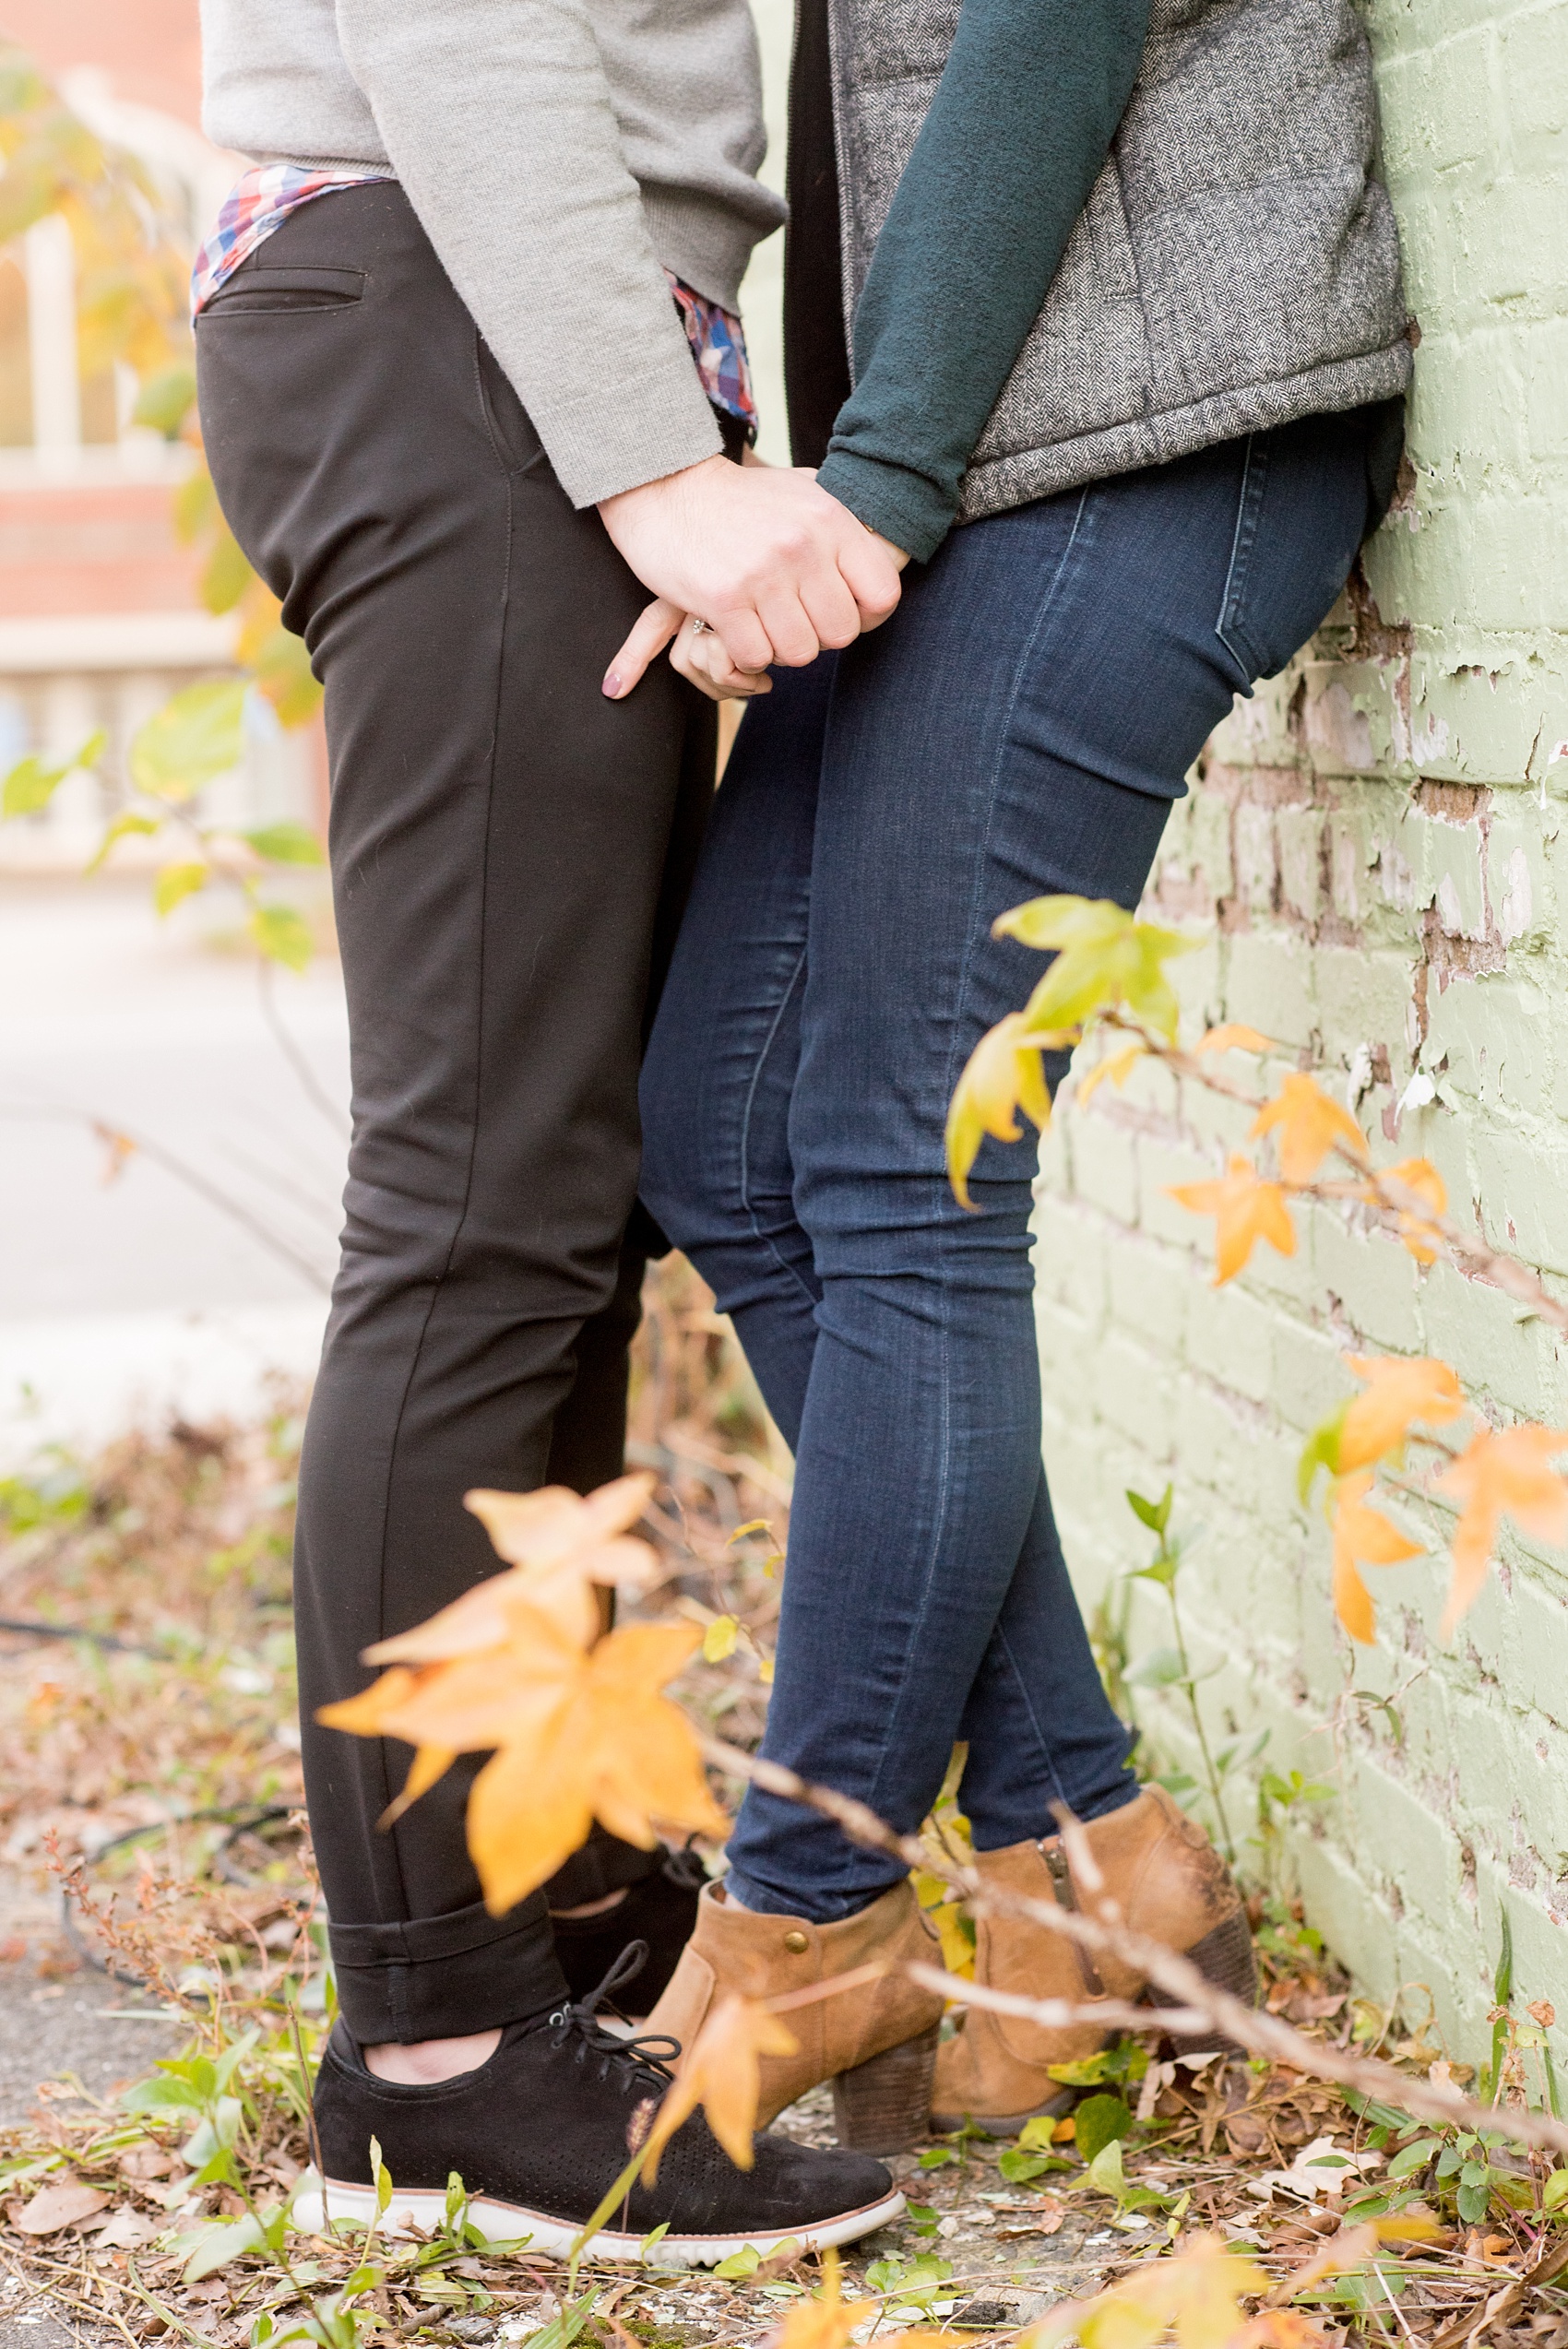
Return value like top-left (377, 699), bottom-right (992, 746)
top-left (13, 2177), bottom-right (112, 2234)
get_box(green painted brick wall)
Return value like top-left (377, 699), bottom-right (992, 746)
top-left (1034, 0), bottom-right (1568, 2063)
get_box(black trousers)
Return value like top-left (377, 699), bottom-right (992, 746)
top-left (197, 183), bottom-right (717, 2043)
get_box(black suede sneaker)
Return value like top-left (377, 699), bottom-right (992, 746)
top-left (551, 1848), bottom-right (707, 2011)
top-left (297, 1973), bottom-right (902, 2267)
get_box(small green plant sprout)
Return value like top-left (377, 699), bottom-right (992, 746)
top-left (1122, 1485), bottom-right (1266, 1863)
top-left (861, 2249), bottom-right (956, 2316)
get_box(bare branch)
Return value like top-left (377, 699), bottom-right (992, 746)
top-left (704, 1734), bottom-right (1568, 2160)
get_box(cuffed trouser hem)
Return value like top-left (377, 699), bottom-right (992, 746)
top-left (329, 1894), bottom-right (569, 2046)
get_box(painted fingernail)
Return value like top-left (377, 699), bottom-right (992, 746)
top-left (602, 670), bottom-right (622, 698)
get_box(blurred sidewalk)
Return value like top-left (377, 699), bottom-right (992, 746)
top-left (0, 875), bottom-right (343, 1465)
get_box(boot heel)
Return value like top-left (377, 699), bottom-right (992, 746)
top-left (831, 2023), bottom-right (940, 2155)
top-left (1146, 1909), bottom-right (1258, 2046)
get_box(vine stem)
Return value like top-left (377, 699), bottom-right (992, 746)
top-left (702, 1733), bottom-right (1568, 2162)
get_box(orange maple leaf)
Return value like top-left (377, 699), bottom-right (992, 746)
top-left (946, 1011), bottom-right (1056, 1208)
top-left (1338, 1355), bottom-right (1463, 1474)
top-left (768, 2254), bottom-right (879, 2349)
top-left (1193, 1024), bottom-right (1275, 1056)
top-left (1435, 1423), bottom-right (1568, 1636)
top-left (1330, 1469), bottom-right (1423, 1644)
top-left (1169, 1154), bottom-right (1297, 1284)
top-left (1250, 1072), bottom-right (1369, 1184)
top-left (363, 1473), bottom-right (659, 1658)
top-left (323, 1615), bottom-right (728, 1913)
top-left (641, 1992), bottom-right (799, 2179)
top-left (1379, 1156), bottom-right (1449, 1264)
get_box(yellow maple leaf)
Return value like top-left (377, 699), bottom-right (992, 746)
top-left (467, 1622), bottom-right (729, 1912)
top-left (703, 1614), bottom-right (741, 1663)
top-left (1193, 1025), bottom-right (1275, 1056)
top-left (1338, 1355), bottom-right (1463, 1474)
top-left (1380, 1156), bottom-right (1448, 1264)
top-left (1250, 1073), bottom-right (1369, 1184)
top-left (1025, 2233), bottom-right (1268, 2349)
top-left (769, 2251), bottom-right (878, 2349)
top-left (946, 1011), bottom-right (1054, 1208)
top-left (1330, 1469), bottom-right (1423, 1645)
top-left (995, 895), bottom-right (1197, 1042)
top-left (321, 1612), bottom-right (727, 1913)
top-left (1169, 1154), bottom-right (1297, 1284)
top-left (642, 1991), bottom-right (799, 2179)
top-left (1077, 1039), bottom-right (1146, 1104)
top-left (1435, 1423), bottom-right (1568, 1636)
top-left (363, 1473), bottom-right (659, 1659)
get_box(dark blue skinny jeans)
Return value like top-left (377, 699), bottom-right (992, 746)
top-left (639, 410), bottom-right (1382, 1921)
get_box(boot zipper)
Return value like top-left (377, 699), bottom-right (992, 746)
top-left (1040, 1840), bottom-right (1105, 1998)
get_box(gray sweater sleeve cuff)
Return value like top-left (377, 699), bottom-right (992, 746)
top-left (519, 339), bottom-right (724, 508)
top-left (815, 449), bottom-right (955, 564)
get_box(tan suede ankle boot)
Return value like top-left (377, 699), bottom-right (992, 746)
top-left (647, 1878), bottom-right (945, 2154)
top-left (931, 1786), bottom-right (1256, 2135)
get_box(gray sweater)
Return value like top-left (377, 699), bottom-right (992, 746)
top-left (197, 0), bottom-right (787, 507)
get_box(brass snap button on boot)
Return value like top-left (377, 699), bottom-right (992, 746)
top-left (782, 1929), bottom-right (809, 1953)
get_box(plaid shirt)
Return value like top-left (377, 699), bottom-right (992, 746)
top-left (192, 164), bottom-right (757, 434)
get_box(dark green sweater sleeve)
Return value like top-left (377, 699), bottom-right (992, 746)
top-left (815, 0), bottom-right (1150, 563)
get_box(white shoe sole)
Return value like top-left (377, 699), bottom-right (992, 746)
top-left (291, 2170), bottom-right (904, 2270)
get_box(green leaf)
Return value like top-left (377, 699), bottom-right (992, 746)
top-left (711, 2245), bottom-right (762, 2280)
top-left (998, 2149), bottom-right (1070, 2185)
top-left (1016, 2114), bottom-right (1068, 2152)
top-left (369, 2134), bottom-right (391, 2215)
top-left (132, 365), bottom-right (196, 438)
top-left (1493, 1909), bottom-right (1515, 2008)
top-left (1299, 1407), bottom-right (1348, 1502)
top-left (120, 2071), bottom-right (206, 2116)
top-left (202, 527), bottom-right (254, 616)
top-left (183, 2208), bottom-right (268, 2284)
top-left (1543, 2169), bottom-right (1568, 2212)
top-left (1456, 2180), bottom-right (1490, 2225)
top-left (154, 860), bottom-right (210, 917)
top-left (1126, 1485), bottom-right (1173, 1536)
top-left (130, 679), bottom-right (248, 801)
top-left (1046, 2045), bottom-right (1147, 2088)
top-left (249, 902), bottom-right (314, 971)
top-left (1386, 2138), bottom-right (1442, 2179)
top-left (523, 2286), bottom-right (600, 2349)
top-left (1124, 1645), bottom-right (1190, 1690)
top-left (904, 2201), bottom-right (940, 2236)
top-left (916, 2146), bottom-right (959, 2170)
top-left (86, 811), bottom-right (161, 872)
top-left (1074, 2094), bottom-right (1136, 2165)
top-left (241, 821), bottom-right (324, 866)
top-left (2, 730), bottom-right (106, 819)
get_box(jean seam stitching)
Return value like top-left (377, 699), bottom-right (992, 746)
top-left (852, 489), bottom-right (1091, 1838)
top-left (1216, 431), bottom-right (1269, 680)
top-left (738, 940), bottom-right (819, 1309)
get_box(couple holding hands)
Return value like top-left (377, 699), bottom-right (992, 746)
top-left (194, 0), bottom-right (1411, 2264)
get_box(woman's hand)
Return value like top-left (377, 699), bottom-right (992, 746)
top-left (605, 598), bottom-right (774, 704)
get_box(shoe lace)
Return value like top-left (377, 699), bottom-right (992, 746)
top-left (541, 1940), bottom-right (683, 2091)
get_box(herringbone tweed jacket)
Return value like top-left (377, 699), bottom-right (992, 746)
top-left (826, 0), bottom-right (1412, 520)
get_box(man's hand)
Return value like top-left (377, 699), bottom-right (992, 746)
top-left (598, 456), bottom-right (902, 692)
